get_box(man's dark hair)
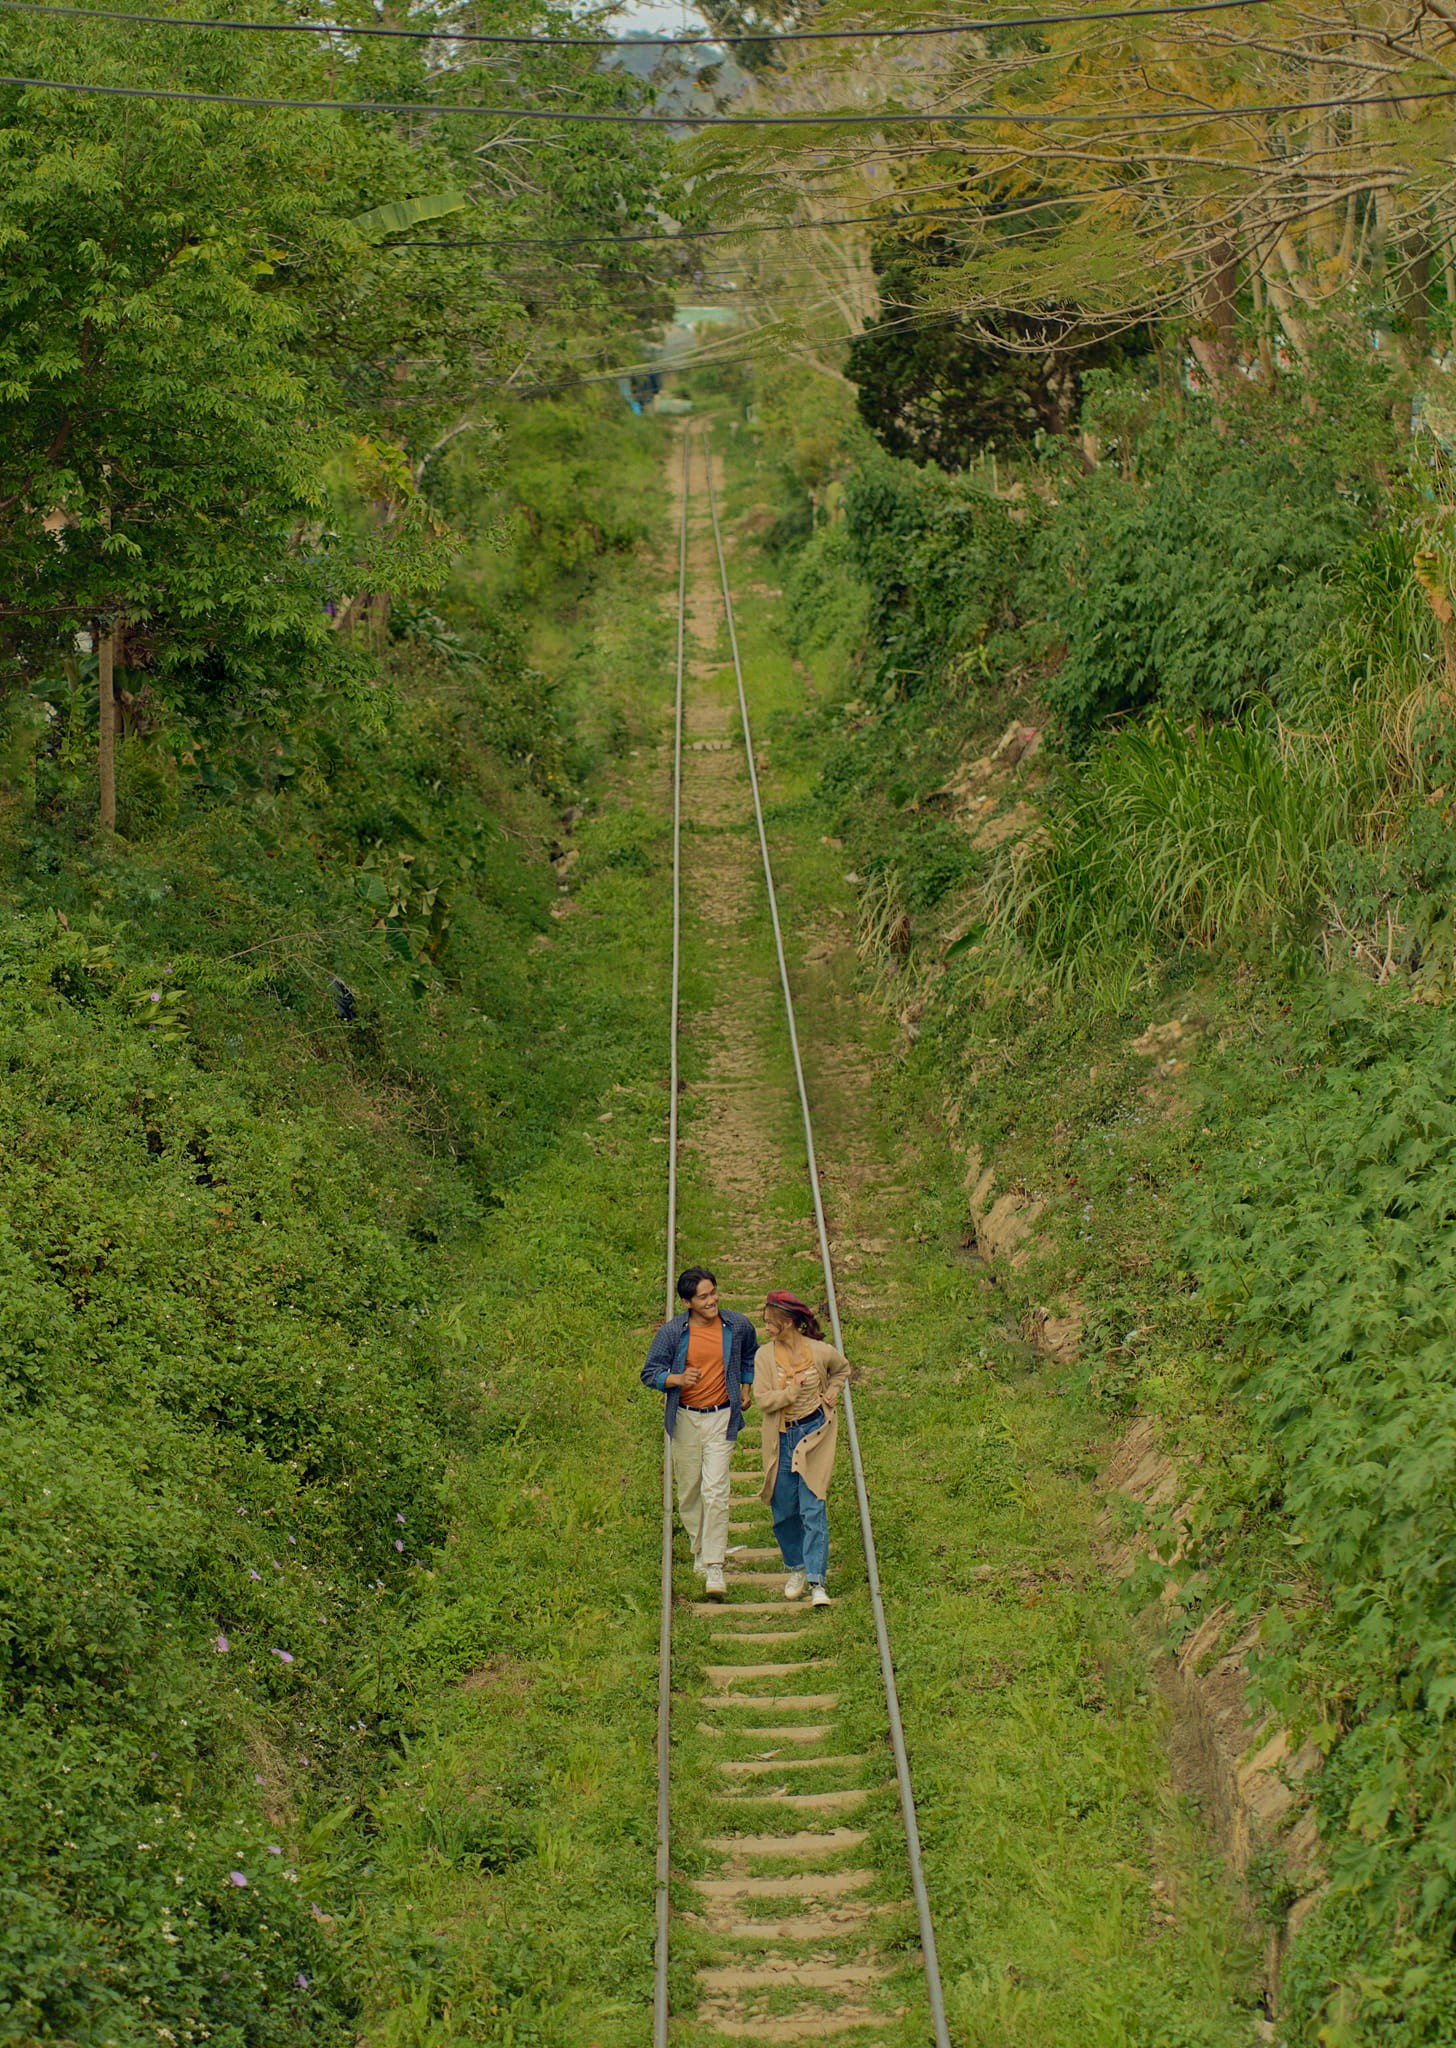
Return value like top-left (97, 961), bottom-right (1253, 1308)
top-left (677, 1266), bottom-right (717, 1303)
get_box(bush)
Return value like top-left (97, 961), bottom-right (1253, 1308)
top-left (0, 912), bottom-right (448, 2043)
top-left (842, 449), bottom-right (1031, 697)
top-left (986, 514), bottom-right (1456, 1002)
top-left (1183, 990), bottom-right (1456, 2045)
top-left (1030, 398), bottom-right (1373, 743)
top-left (783, 523), bottom-right (869, 662)
top-left (0, 552), bottom-right (606, 2037)
top-left (488, 398), bottom-right (663, 596)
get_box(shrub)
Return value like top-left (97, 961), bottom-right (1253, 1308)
top-left (842, 449), bottom-right (1031, 696)
top-left (0, 911), bottom-right (449, 2042)
top-left (1030, 413), bottom-right (1365, 743)
top-left (490, 399), bottom-right (662, 595)
top-left (783, 524), bottom-right (869, 662)
top-left (1184, 990), bottom-right (1456, 2045)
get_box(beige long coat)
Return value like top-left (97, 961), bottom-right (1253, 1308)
top-left (754, 1338), bottom-right (852, 1504)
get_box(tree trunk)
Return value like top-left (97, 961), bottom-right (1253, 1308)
top-left (1190, 235), bottom-right (1239, 384)
top-left (1395, 219), bottom-right (1431, 364)
top-left (98, 621), bottom-right (117, 832)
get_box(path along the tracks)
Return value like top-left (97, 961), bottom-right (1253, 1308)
top-left (653, 422), bottom-right (950, 2047)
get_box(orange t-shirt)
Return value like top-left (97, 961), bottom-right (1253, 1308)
top-left (682, 1315), bottom-right (728, 1408)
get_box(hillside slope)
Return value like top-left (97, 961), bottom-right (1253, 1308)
top-left (0, 398), bottom-right (674, 2046)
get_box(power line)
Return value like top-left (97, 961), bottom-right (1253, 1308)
top-left (394, 208), bottom-right (979, 246)
top-left (389, 177), bottom-right (1193, 246)
top-left (0, 0), bottom-right (1290, 54)
top-left (5, 66), bottom-right (1456, 124)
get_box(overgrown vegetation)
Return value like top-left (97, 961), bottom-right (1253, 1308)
top-left (745, 312), bottom-right (1456, 2043)
top-left (0, 383), bottom-right (679, 2044)
top-left (14, 0), bottom-right (1456, 2031)
top-left (1184, 992), bottom-right (1456, 2040)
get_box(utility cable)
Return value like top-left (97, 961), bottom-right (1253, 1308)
top-left (701, 427), bottom-right (955, 2048)
top-left (0, 0), bottom-right (1294, 54)
top-left (392, 175), bottom-right (1186, 247)
top-left (5, 65), bottom-right (1456, 122)
top-left (390, 181), bottom-right (1146, 246)
top-left (391, 172), bottom-right (1228, 251)
top-left (394, 210), bottom-right (963, 247)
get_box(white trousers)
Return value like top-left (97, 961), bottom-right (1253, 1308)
top-left (671, 1405), bottom-right (733, 1569)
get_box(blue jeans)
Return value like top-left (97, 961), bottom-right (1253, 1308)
top-left (771, 1414), bottom-right (830, 1585)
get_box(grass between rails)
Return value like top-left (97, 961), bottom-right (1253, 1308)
top-left (665, 581), bottom-right (931, 2042)
top-left (705, 418), bottom-right (1265, 2046)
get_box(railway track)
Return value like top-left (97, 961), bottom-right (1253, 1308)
top-left (652, 422), bottom-right (953, 2047)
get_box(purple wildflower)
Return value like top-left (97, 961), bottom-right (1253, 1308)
top-left (271, 1648), bottom-right (294, 1665)
top-left (295, 1973), bottom-right (309, 1990)
top-left (266, 1846), bottom-right (282, 1855)
top-left (249, 1569), bottom-right (262, 1581)
top-left (394, 1513), bottom-right (405, 1524)
top-left (149, 991), bottom-right (162, 1003)
top-left (228, 1872), bottom-right (248, 1888)
top-left (215, 1633), bottom-right (229, 1654)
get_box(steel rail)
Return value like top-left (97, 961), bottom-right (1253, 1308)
top-left (654, 421), bottom-right (693, 2048)
top-left (701, 430), bottom-right (955, 2048)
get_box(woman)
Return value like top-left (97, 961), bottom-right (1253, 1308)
top-left (754, 1290), bottom-right (852, 1608)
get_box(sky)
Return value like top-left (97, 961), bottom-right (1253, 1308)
top-left (611, 0), bottom-right (712, 40)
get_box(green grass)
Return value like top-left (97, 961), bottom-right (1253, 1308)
top-left (986, 716), bottom-right (1358, 1005)
top-left (679, 410), bottom-right (1265, 2047)
top-left (348, 476), bottom-right (694, 2044)
top-left (0, 396), bottom-right (683, 2048)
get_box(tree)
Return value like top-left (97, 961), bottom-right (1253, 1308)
top-left (701, 2), bottom-right (1456, 385)
top-left (0, 0), bottom-right (671, 824)
top-left (0, 23), bottom-right (445, 816)
top-left (847, 232), bottom-right (1149, 466)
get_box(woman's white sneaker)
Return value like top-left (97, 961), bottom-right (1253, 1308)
top-left (783, 1570), bottom-right (808, 1602)
top-left (703, 1568), bottom-right (726, 1599)
top-left (808, 1583), bottom-right (831, 1608)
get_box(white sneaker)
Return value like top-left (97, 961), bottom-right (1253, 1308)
top-left (703, 1568), bottom-right (726, 1599)
top-left (809, 1583), bottom-right (831, 1608)
top-left (783, 1570), bottom-right (807, 1602)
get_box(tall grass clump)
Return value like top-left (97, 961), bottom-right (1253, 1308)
top-left (1288, 525), bottom-right (1443, 801)
top-left (988, 522), bottom-right (1454, 1003)
top-left (987, 717), bottom-right (1359, 1001)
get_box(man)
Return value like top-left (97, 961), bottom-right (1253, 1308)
top-left (641, 1268), bottom-right (758, 1600)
